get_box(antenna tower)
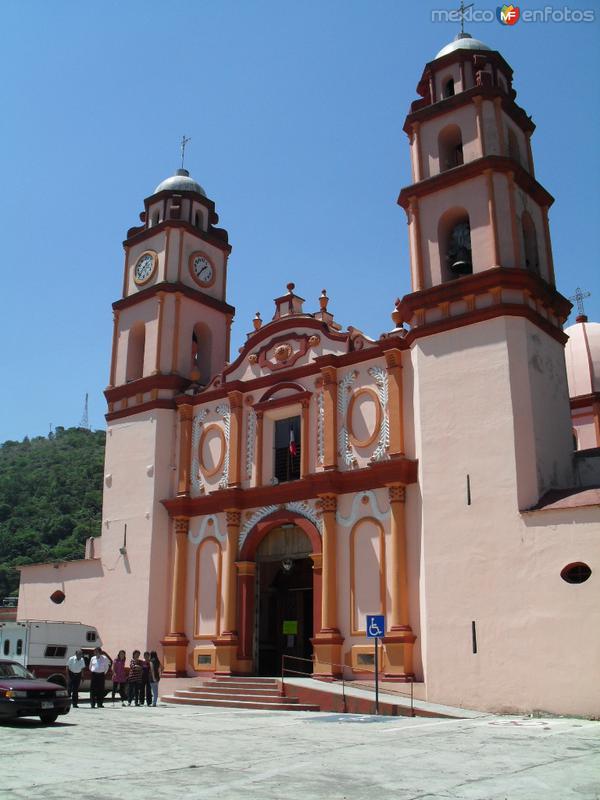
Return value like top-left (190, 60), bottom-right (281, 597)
top-left (79, 393), bottom-right (90, 430)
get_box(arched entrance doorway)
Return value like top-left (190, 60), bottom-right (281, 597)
top-left (255, 525), bottom-right (313, 675)
top-left (237, 511), bottom-right (322, 676)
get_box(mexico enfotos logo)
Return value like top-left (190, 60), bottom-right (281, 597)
top-left (432, 5), bottom-right (595, 24)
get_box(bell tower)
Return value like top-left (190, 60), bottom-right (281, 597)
top-left (397, 34), bottom-right (574, 510)
top-left (106, 168), bottom-right (235, 410)
top-left (99, 168), bottom-right (235, 655)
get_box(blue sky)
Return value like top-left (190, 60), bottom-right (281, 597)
top-left (1, 0), bottom-right (598, 441)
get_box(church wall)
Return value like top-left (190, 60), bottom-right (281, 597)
top-left (573, 411), bottom-right (596, 450)
top-left (18, 410), bottom-right (176, 658)
top-left (506, 317), bottom-right (574, 508)
top-left (411, 317), bottom-right (600, 716)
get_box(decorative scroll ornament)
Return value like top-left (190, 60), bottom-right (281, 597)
top-left (337, 370), bottom-right (358, 468)
top-left (191, 409), bottom-right (209, 495)
top-left (216, 403), bottom-right (231, 489)
top-left (246, 408), bottom-right (257, 480)
top-left (316, 387), bottom-right (325, 466)
top-left (367, 365), bottom-right (389, 462)
top-left (188, 514), bottom-right (225, 545)
top-left (336, 490), bottom-right (390, 527)
top-left (238, 501), bottom-right (322, 548)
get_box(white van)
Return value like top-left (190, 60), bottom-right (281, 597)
top-left (0, 620), bottom-right (103, 688)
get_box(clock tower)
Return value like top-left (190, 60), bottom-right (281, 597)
top-left (100, 168), bottom-right (235, 654)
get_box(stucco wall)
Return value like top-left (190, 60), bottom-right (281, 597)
top-left (411, 317), bottom-right (599, 716)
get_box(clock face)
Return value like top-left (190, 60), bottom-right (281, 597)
top-left (190, 253), bottom-right (215, 287)
top-left (133, 252), bottom-right (156, 285)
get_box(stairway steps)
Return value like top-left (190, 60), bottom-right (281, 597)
top-left (174, 690), bottom-right (298, 704)
top-left (208, 678), bottom-right (278, 687)
top-left (189, 687), bottom-right (283, 698)
top-left (197, 685), bottom-right (281, 696)
top-left (162, 695), bottom-right (319, 712)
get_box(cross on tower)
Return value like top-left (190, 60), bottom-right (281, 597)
top-left (455, 0), bottom-right (474, 35)
top-left (570, 287), bottom-right (591, 319)
top-left (180, 135), bottom-right (192, 170)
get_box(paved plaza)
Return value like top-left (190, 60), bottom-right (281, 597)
top-left (1, 702), bottom-right (599, 799)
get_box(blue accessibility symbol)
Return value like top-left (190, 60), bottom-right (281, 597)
top-left (366, 615), bottom-right (385, 638)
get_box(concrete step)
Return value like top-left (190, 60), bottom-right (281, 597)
top-left (197, 685), bottom-right (282, 696)
top-left (162, 695), bottom-right (319, 712)
top-left (174, 690), bottom-right (297, 704)
top-left (207, 678), bottom-right (279, 687)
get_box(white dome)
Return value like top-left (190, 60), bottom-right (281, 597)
top-left (153, 169), bottom-right (206, 196)
top-left (564, 318), bottom-right (600, 398)
top-left (435, 33), bottom-right (493, 59)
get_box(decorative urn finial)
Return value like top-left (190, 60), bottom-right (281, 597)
top-left (253, 311), bottom-right (262, 331)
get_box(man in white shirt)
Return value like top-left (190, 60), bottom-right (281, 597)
top-left (89, 647), bottom-right (111, 709)
top-left (66, 649), bottom-right (85, 708)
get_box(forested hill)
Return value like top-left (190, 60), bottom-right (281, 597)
top-left (0, 427), bottom-right (105, 599)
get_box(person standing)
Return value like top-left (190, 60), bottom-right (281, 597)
top-left (149, 651), bottom-right (162, 707)
top-left (66, 649), bottom-right (85, 708)
top-left (141, 651), bottom-right (152, 707)
top-left (89, 647), bottom-right (111, 709)
top-left (127, 650), bottom-right (143, 706)
top-left (111, 650), bottom-right (127, 706)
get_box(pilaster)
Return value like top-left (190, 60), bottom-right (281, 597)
top-left (161, 516), bottom-right (190, 676)
top-left (312, 493), bottom-right (344, 677)
top-left (213, 509), bottom-right (240, 675)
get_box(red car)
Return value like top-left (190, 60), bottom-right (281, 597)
top-left (0, 659), bottom-right (71, 724)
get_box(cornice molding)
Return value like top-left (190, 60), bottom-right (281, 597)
top-left (397, 155), bottom-right (553, 209)
top-left (162, 457), bottom-right (418, 517)
top-left (112, 281), bottom-right (235, 316)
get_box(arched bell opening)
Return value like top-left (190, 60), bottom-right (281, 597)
top-left (191, 322), bottom-right (212, 385)
top-left (126, 321), bottom-right (146, 382)
top-left (521, 210), bottom-right (540, 275)
top-left (438, 124), bottom-right (464, 173)
top-left (438, 207), bottom-right (473, 281)
top-left (237, 512), bottom-right (322, 676)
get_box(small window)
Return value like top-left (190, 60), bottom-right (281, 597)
top-left (3, 640), bottom-right (10, 656)
top-left (16, 639), bottom-right (23, 656)
top-left (44, 645), bottom-right (68, 658)
top-left (560, 563), bottom-right (592, 584)
top-left (357, 653), bottom-right (375, 666)
top-left (274, 416), bottom-right (301, 483)
top-left (195, 211), bottom-right (203, 230)
top-left (86, 631), bottom-right (97, 642)
top-left (197, 654), bottom-right (212, 665)
top-left (443, 78), bottom-right (455, 98)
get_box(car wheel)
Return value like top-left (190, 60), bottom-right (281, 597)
top-left (39, 712), bottom-right (59, 724)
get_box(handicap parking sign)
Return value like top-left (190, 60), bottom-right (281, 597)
top-left (366, 615), bottom-right (385, 638)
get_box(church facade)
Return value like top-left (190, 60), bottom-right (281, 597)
top-left (18, 34), bottom-right (600, 716)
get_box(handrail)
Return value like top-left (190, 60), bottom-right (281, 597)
top-left (280, 653), bottom-right (415, 716)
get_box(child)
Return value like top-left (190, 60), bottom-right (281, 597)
top-left (127, 650), bottom-right (143, 706)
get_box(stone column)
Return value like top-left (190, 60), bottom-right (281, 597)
top-left (383, 485), bottom-right (415, 679)
top-left (383, 348), bottom-right (404, 457)
top-left (161, 516), bottom-right (190, 676)
top-left (227, 391), bottom-right (244, 488)
top-left (311, 494), bottom-right (344, 677)
top-left (236, 561), bottom-right (256, 674)
top-left (255, 411), bottom-right (264, 487)
top-left (213, 509), bottom-right (240, 675)
top-left (320, 366), bottom-right (338, 470)
top-left (177, 404), bottom-right (193, 496)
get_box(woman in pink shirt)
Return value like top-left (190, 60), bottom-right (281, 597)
top-left (111, 650), bottom-right (127, 706)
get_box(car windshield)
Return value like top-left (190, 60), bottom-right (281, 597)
top-left (0, 662), bottom-right (34, 679)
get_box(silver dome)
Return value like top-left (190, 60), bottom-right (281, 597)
top-left (153, 168), bottom-right (206, 196)
top-left (435, 33), bottom-right (492, 59)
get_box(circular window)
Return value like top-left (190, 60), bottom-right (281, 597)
top-left (560, 563), bottom-right (592, 584)
top-left (50, 590), bottom-right (66, 604)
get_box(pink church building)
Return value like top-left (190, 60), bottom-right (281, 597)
top-left (18, 33), bottom-right (600, 716)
